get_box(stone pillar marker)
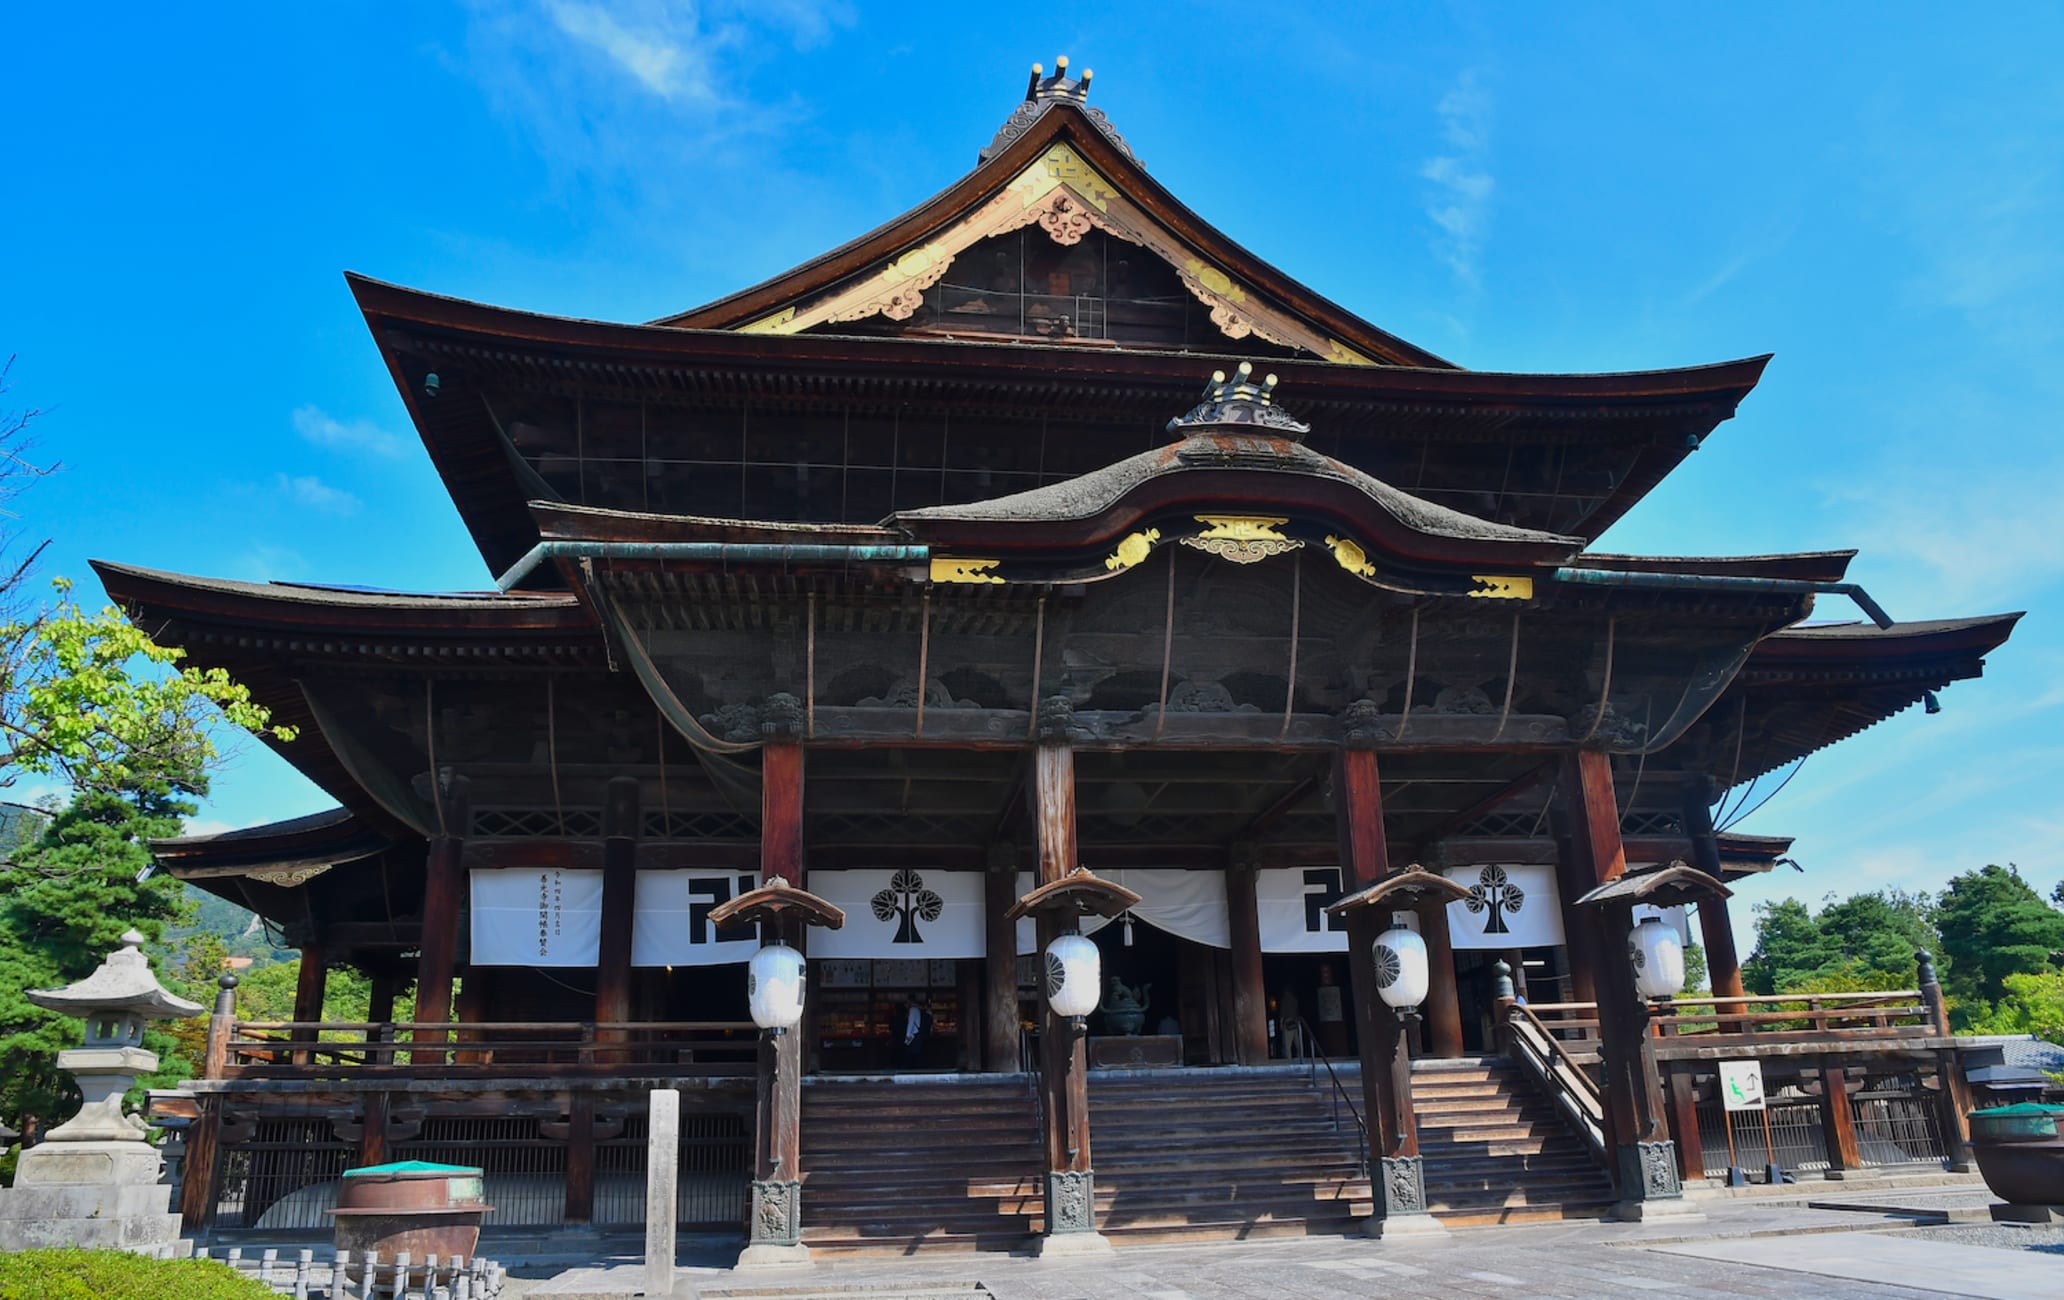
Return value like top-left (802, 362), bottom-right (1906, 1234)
top-left (644, 1088), bottom-right (680, 1298)
top-left (0, 929), bottom-right (204, 1255)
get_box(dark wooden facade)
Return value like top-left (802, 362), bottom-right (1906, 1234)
top-left (110, 65), bottom-right (2016, 1246)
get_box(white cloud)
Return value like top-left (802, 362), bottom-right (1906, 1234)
top-left (1420, 70), bottom-right (1495, 290)
top-left (274, 474), bottom-right (361, 516)
top-left (544, 0), bottom-right (714, 101)
top-left (292, 405), bottom-right (406, 459)
top-left (179, 818), bottom-right (236, 838)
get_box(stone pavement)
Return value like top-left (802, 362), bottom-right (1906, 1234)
top-left (522, 1192), bottom-right (2053, 1298)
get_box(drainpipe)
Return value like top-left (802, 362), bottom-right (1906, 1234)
top-left (496, 541), bottom-right (930, 592)
top-left (1550, 568), bottom-right (1894, 629)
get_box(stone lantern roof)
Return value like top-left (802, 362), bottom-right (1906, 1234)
top-left (26, 929), bottom-right (204, 1023)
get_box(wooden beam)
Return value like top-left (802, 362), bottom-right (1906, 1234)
top-left (1226, 864), bottom-right (1269, 1066)
top-left (1408, 761), bottom-right (1554, 849)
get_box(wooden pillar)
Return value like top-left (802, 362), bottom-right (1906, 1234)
top-left (957, 958), bottom-right (983, 1072)
top-left (290, 941), bottom-right (328, 1066)
top-left (1226, 861), bottom-right (1269, 1066)
top-left (413, 776), bottom-right (470, 1039)
top-left (742, 730), bottom-right (810, 1255)
top-left (595, 777), bottom-right (641, 1031)
top-left (984, 846), bottom-right (1022, 1073)
top-left (1666, 1066), bottom-right (1704, 1182)
top-left (180, 974), bottom-right (239, 1232)
top-left (1681, 775), bottom-right (1745, 1000)
top-left (1818, 1065), bottom-right (1863, 1177)
top-left (1334, 749), bottom-right (1440, 1235)
top-left (1030, 730), bottom-right (1100, 1245)
top-left (1917, 950), bottom-right (1975, 1171)
top-left (1549, 809), bottom-right (1599, 1008)
top-left (366, 970), bottom-right (400, 1029)
top-left (564, 1091), bottom-right (596, 1225)
top-left (358, 1091), bottom-right (391, 1170)
top-left (1419, 899), bottom-right (1464, 1060)
top-left (1562, 749), bottom-right (1687, 1213)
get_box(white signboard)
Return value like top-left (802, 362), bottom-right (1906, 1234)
top-left (1441, 863), bottom-right (1565, 949)
top-left (1256, 867), bottom-right (1352, 953)
top-left (630, 870), bottom-right (762, 967)
top-left (812, 868), bottom-right (986, 959)
top-left (470, 867), bottom-right (604, 967)
top-left (1719, 1059), bottom-right (1766, 1112)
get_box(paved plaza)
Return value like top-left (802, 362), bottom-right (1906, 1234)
top-left (517, 1187), bottom-right (2064, 1299)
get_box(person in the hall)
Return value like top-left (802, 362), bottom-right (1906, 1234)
top-left (1278, 984), bottom-right (1305, 1058)
top-left (1314, 962), bottom-right (1349, 1058)
top-left (899, 998), bottom-right (931, 1068)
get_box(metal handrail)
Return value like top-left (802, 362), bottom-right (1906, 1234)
top-left (1293, 1016), bottom-right (1367, 1176)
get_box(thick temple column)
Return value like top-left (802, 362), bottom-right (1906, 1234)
top-left (1031, 730), bottom-right (1105, 1251)
top-left (983, 844), bottom-right (1021, 1072)
top-left (745, 719), bottom-right (810, 1263)
top-left (595, 776), bottom-right (641, 1029)
top-left (290, 940), bottom-right (328, 1065)
top-left (1420, 902), bottom-right (1464, 1060)
top-left (366, 970), bottom-right (401, 1028)
top-left (1549, 809), bottom-right (1599, 1007)
top-left (1226, 858), bottom-right (1269, 1066)
top-left (1680, 775), bottom-right (1745, 999)
top-left (1334, 749), bottom-right (1442, 1236)
top-left (1561, 750), bottom-right (1696, 1219)
top-left (413, 775), bottom-right (470, 1038)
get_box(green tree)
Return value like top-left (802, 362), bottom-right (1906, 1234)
top-left (1936, 864), bottom-right (2064, 1021)
top-left (1744, 890), bottom-right (1942, 996)
top-left (1743, 898), bottom-right (1832, 994)
top-left (1963, 969), bottom-right (2064, 1043)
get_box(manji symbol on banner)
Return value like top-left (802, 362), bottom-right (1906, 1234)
top-left (1441, 863), bottom-right (1564, 949)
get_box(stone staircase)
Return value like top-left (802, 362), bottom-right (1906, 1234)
top-left (794, 1057), bottom-right (1612, 1254)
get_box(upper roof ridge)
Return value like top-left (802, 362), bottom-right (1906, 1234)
top-left (980, 55), bottom-right (1136, 164)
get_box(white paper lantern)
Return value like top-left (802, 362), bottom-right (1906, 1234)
top-left (1373, 923), bottom-right (1429, 1011)
top-left (747, 941), bottom-right (807, 1032)
top-left (1628, 915), bottom-right (1686, 1000)
top-left (1044, 930), bottom-right (1102, 1020)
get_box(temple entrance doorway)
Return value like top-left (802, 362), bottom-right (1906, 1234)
top-left (1261, 952), bottom-right (1360, 1061)
top-left (1088, 915), bottom-right (1239, 1066)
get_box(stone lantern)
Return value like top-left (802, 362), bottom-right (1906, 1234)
top-left (0, 929), bottom-right (204, 1255)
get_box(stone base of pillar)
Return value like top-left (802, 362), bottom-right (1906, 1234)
top-left (746, 1178), bottom-right (803, 1251)
top-left (1609, 1196), bottom-right (1706, 1223)
top-left (1031, 1228), bottom-right (1115, 1257)
top-left (1362, 1210), bottom-right (1450, 1239)
top-left (1042, 1169), bottom-right (1101, 1238)
top-left (1373, 1155), bottom-right (1431, 1217)
top-left (736, 1241), bottom-right (814, 1269)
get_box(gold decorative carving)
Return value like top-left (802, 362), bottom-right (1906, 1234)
top-left (1182, 515), bottom-right (1302, 564)
top-left (723, 141), bottom-right (1386, 362)
top-left (1104, 527), bottom-right (1162, 572)
top-left (930, 557), bottom-right (1005, 584)
top-left (248, 864), bottom-right (334, 888)
top-left (1468, 576), bottom-right (1535, 600)
top-left (1325, 534), bottom-right (1379, 579)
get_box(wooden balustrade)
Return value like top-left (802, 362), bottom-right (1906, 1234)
top-left (219, 1020), bottom-right (759, 1079)
top-left (1646, 991), bottom-right (1928, 1042)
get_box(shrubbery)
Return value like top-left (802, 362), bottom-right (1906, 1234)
top-left (0, 1248), bottom-right (274, 1300)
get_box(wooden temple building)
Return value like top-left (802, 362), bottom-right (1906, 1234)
top-left (109, 62), bottom-right (2019, 1253)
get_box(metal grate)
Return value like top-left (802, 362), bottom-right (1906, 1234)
top-left (471, 807), bottom-right (605, 839)
top-left (1619, 811), bottom-right (1682, 837)
top-left (213, 1118), bottom-right (352, 1232)
top-left (1458, 811), bottom-right (1540, 838)
top-left (642, 810), bottom-right (757, 841)
top-left (395, 1116), bottom-right (566, 1227)
top-left (593, 1107), bottom-right (751, 1228)
top-left (1852, 1074), bottom-right (1946, 1167)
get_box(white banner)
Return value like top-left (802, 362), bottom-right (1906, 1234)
top-left (1257, 867), bottom-right (1352, 953)
top-left (1014, 869), bottom-right (1232, 952)
top-left (812, 868), bottom-right (986, 959)
top-left (1441, 863), bottom-right (1565, 949)
top-left (631, 870), bottom-right (762, 967)
top-left (470, 867), bottom-right (604, 967)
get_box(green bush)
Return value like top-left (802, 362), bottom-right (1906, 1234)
top-left (0, 1248), bottom-right (274, 1300)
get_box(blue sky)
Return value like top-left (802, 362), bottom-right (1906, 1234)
top-left (8, 4), bottom-right (2062, 950)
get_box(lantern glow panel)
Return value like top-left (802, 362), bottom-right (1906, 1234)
top-left (1629, 915), bottom-right (1687, 999)
top-left (1372, 924), bottom-right (1430, 1011)
top-left (748, 942), bottom-right (807, 1032)
top-left (1045, 931), bottom-right (1102, 1020)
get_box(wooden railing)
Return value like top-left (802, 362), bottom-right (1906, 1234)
top-left (1647, 992), bottom-right (1930, 1044)
top-left (218, 1020), bottom-right (760, 1080)
top-left (1501, 1001), bottom-right (1606, 1159)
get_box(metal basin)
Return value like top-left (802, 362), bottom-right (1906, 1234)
top-left (1967, 1104), bottom-right (2064, 1206)
top-left (329, 1160), bottom-right (490, 1279)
